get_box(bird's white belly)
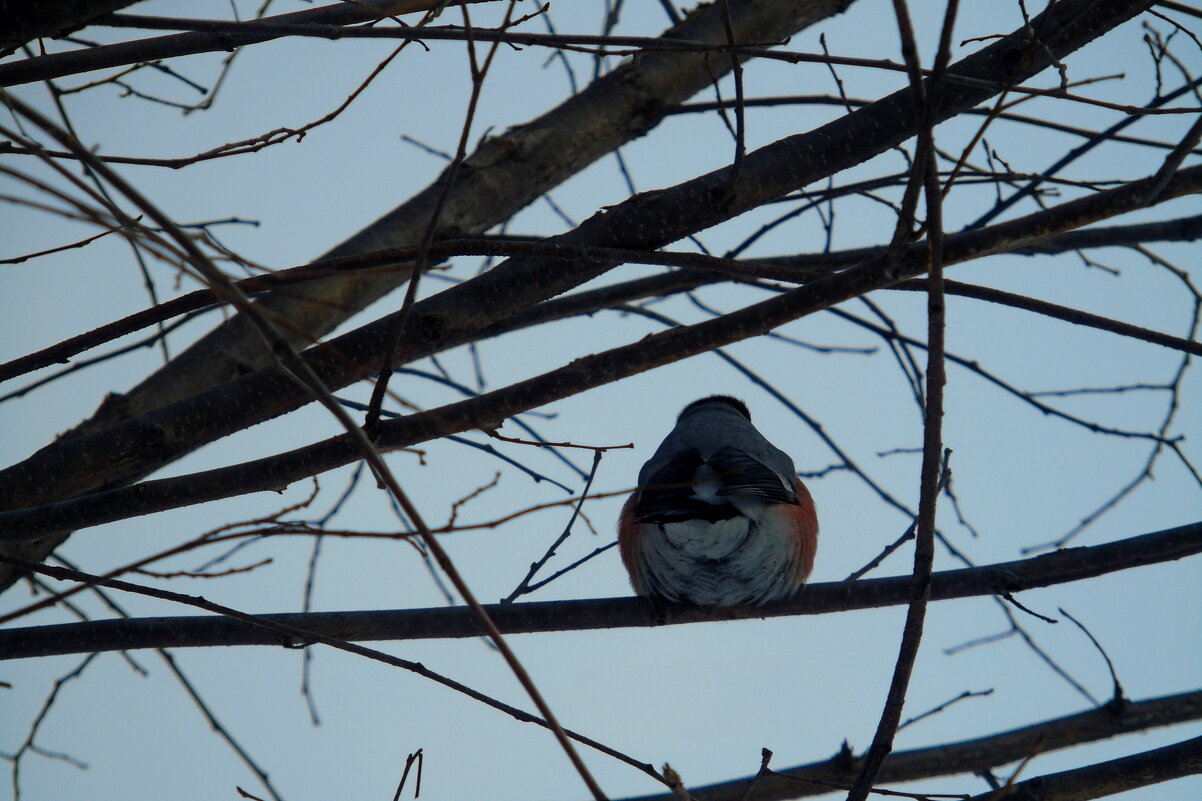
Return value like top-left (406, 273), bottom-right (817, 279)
top-left (661, 516), bottom-right (750, 559)
top-left (637, 513), bottom-right (796, 605)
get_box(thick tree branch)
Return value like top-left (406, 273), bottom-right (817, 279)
top-left (1, 521), bottom-right (1196, 657)
top-left (0, 240), bottom-right (775, 384)
top-left (0, 0), bottom-right (147, 56)
top-left (46, 0), bottom-right (855, 437)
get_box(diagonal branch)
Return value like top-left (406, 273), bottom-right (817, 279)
top-left (895, 278), bottom-right (1202, 356)
top-left (962, 735), bottom-right (1202, 801)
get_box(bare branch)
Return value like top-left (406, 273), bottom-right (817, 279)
top-left (1, 521), bottom-right (1196, 655)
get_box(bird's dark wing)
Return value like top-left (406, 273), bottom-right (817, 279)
top-left (634, 449), bottom-right (739, 523)
top-left (707, 447), bottom-right (798, 504)
top-left (634, 447), bottom-right (798, 522)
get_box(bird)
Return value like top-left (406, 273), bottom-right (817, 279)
top-left (617, 395), bottom-right (818, 606)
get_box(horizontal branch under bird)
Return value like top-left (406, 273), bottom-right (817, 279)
top-left (1, 521), bottom-right (1197, 658)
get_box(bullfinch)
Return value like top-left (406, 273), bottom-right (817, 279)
top-left (618, 395), bottom-right (818, 605)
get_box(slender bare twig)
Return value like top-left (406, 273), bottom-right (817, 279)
top-left (502, 450), bottom-right (604, 603)
top-left (847, 4), bottom-right (954, 797)
top-left (364, 1), bottom-right (522, 427)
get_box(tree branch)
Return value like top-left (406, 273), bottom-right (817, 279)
top-left (0, 0), bottom-right (147, 56)
top-left (895, 279), bottom-right (1202, 357)
top-left (618, 701), bottom-right (1202, 801)
top-left (1, 521), bottom-right (1196, 657)
top-left (962, 734), bottom-right (1202, 801)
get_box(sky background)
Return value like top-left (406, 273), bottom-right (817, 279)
top-left (2, 1), bottom-right (1200, 800)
